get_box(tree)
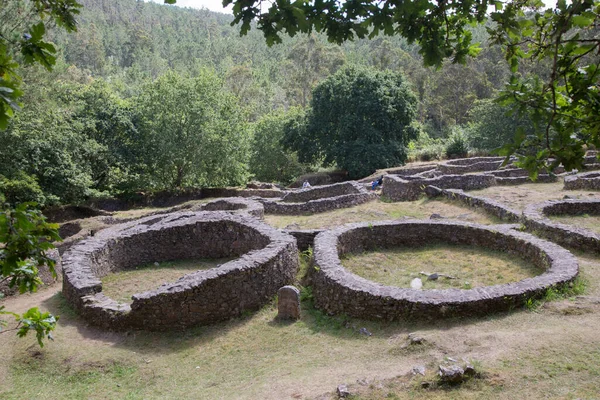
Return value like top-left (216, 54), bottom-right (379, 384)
top-left (135, 70), bottom-right (251, 189)
top-left (249, 109), bottom-right (311, 185)
top-left (0, 203), bottom-right (61, 347)
top-left (466, 98), bottom-right (536, 153)
top-left (283, 67), bottom-right (418, 179)
top-left (224, 0), bottom-right (600, 173)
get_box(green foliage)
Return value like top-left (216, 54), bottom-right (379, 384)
top-left (0, 172), bottom-right (46, 207)
top-left (225, 0), bottom-right (488, 67)
top-left (0, 203), bottom-right (61, 346)
top-left (284, 67), bottom-right (418, 179)
top-left (445, 128), bottom-right (470, 159)
top-left (249, 110), bottom-right (311, 185)
top-left (466, 99), bottom-right (536, 153)
top-left (0, 0), bottom-right (82, 129)
top-left (0, 203), bottom-right (61, 293)
top-left (135, 70), bottom-right (251, 189)
top-left (489, 0), bottom-right (600, 174)
top-left (407, 130), bottom-right (446, 162)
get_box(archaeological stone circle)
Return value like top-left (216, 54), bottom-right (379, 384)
top-left (50, 154), bottom-right (600, 329)
top-left (62, 211), bottom-right (299, 330)
top-left (311, 220), bottom-right (579, 320)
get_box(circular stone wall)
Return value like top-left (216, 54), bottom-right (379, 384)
top-left (62, 211), bottom-right (298, 331)
top-left (564, 171), bottom-right (600, 191)
top-left (312, 220), bottom-right (578, 320)
top-left (523, 199), bottom-right (600, 253)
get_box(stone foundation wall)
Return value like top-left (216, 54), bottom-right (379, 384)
top-left (437, 188), bottom-right (521, 222)
top-left (283, 229), bottom-right (324, 251)
top-left (201, 197), bottom-right (264, 220)
top-left (89, 188), bottom-right (284, 212)
top-left (564, 172), bottom-right (600, 191)
top-left (311, 220), bottom-right (578, 320)
top-left (261, 192), bottom-right (376, 215)
top-left (62, 212), bottom-right (299, 330)
top-left (523, 200), bottom-right (600, 253)
top-left (438, 157), bottom-right (506, 175)
top-left (382, 174), bottom-right (496, 201)
top-left (495, 174), bottom-right (558, 186)
top-left (282, 181), bottom-right (365, 203)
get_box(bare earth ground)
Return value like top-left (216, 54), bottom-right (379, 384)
top-left (1, 182), bottom-right (600, 399)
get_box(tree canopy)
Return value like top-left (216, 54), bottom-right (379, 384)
top-left (283, 67), bottom-right (418, 178)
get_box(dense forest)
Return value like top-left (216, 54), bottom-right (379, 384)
top-left (0, 0), bottom-right (546, 206)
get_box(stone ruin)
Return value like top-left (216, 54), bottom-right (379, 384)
top-left (523, 199), bottom-right (600, 253)
top-left (564, 171), bottom-right (600, 191)
top-left (259, 181), bottom-right (376, 215)
top-left (311, 220), bottom-right (578, 320)
top-left (61, 211), bottom-right (298, 330)
top-left (47, 154), bottom-right (599, 329)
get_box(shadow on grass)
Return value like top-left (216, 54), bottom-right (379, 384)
top-left (41, 281), bottom-right (538, 357)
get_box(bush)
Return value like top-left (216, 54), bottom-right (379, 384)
top-left (0, 173), bottom-right (46, 207)
top-left (445, 129), bottom-right (469, 159)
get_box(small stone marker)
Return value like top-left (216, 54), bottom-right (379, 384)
top-left (277, 285), bottom-right (301, 320)
top-left (410, 277), bottom-right (423, 290)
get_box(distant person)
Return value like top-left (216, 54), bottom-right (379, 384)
top-left (371, 176), bottom-right (383, 190)
top-left (302, 180), bottom-right (311, 189)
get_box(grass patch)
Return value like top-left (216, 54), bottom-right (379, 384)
top-left (341, 243), bottom-right (543, 289)
top-left (550, 214), bottom-right (600, 235)
top-left (470, 182), bottom-right (600, 211)
top-left (101, 258), bottom-right (230, 303)
top-left (525, 275), bottom-right (588, 311)
top-left (264, 198), bottom-right (500, 230)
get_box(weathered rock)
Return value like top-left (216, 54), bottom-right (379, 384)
top-left (277, 286), bottom-right (301, 320)
top-left (427, 273), bottom-right (439, 281)
top-left (336, 384), bottom-right (350, 398)
top-left (410, 278), bottom-right (423, 290)
top-left (358, 327), bottom-right (372, 336)
top-left (412, 365), bottom-right (426, 376)
top-left (438, 365), bottom-right (465, 384)
top-left (429, 213), bottom-right (444, 219)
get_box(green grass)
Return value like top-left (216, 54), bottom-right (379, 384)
top-left (101, 259), bottom-right (230, 303)
top-left (341, 243), bottom-right (543, 289)
top-left (265, 198), bottom-right (500, 230)
top-left (550, 214), bottom-right (600, 235)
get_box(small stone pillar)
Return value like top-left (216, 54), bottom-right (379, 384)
top-left (277, 285), bottom-right (301, 320)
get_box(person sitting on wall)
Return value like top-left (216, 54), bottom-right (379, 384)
top-left (302, 180), bottom-right (311, 189)
top-left (371, 176), bottom-right (383, 190)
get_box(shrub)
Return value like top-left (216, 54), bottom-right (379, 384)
top-left (445, 129), bottom-right (469, 159)
top-left (0, 173), bottom-right (46, 207)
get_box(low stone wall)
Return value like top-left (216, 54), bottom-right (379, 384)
top-left (382, 174), bottom-right (496, 201)
top-left (282, 229), bottom-right (324, 251)
top-left (89, 188), bottom-right (284, 211)
top-left (282, 181), bottom-right (365, 203)
top-left (437, 188), bottom-right (521, 222)
top-left (1, 249), bottom-right (62, 297)
top-left (200, 197), bottom-right (264, 220)
top-left (44, 205), bottom-right (111, 223)
top-left (311, 220), bottom-right (578, 320)
top-left (261, 192), bottom-right (376, 215)
top-left (523, 200), bottom-right (600, 253)
top-left (62, 211), bottom-right (299, 330)
top-left (438, 157), bottom-right (506, 175)
top-left (495, 174), bottom-right (558, 186)
top-left (564, 171), bottom-right (600, 191)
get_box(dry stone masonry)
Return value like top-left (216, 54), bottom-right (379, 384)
top-left (260, 181), bottom-right (376, 215)
top-left (62, 211), bottom-right (299, 331)
top-left (311, 220), bottom-right (578, 320)
top-left (564, 171), bottom-right (600, 191)
top-left (523, 199), bottom-right (600, 253)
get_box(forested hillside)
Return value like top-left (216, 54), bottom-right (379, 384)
top-left (0, 0), bottom-right (537, 206)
